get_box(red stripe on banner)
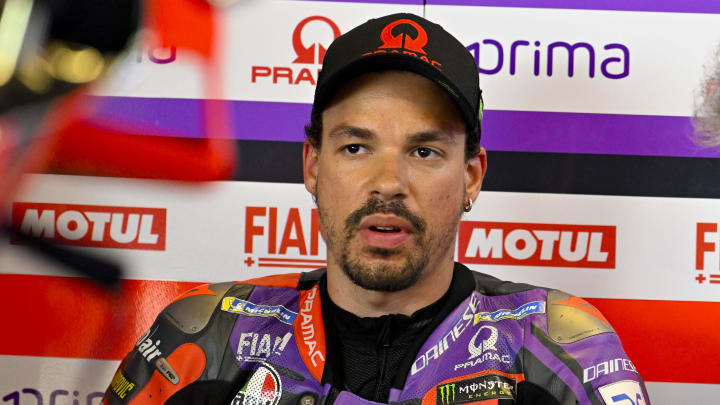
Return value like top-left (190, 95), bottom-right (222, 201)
top-left (259, 258), bottom-right (327, 264)
top-left (258, 264), bottom-right (324, 269)
top-left (586, 297), bottom-right (720, 384)
top-left (2, 274), bottom-right (719, 384)
top-left (0, 274), bottom-right (203, 360)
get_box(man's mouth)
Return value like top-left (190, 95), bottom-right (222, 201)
top-left (358, 215), bottom-right (413, 249)
top-left (369, 226), bottom-right (402, 233)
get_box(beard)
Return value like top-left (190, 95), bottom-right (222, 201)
top-left (316, 194), bottom-right (464, 292)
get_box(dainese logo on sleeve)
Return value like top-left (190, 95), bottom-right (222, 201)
top-left (583, 358), bottom-right (638, 383)
top-left (251, 16), bottom-right (340, 85)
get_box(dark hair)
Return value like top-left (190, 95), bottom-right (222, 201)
top-left (304, 110), bottom-right (481, 160)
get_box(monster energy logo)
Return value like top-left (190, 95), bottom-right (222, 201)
top-left (437, 383), bottom-right (456, 405)
top-left (433, 374), bottom-right (518, 405)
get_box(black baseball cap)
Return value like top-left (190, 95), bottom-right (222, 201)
top-left (312, 13), bottom-right (483, 137)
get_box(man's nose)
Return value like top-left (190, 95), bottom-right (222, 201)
top-left (369, 151), bottom-right (409, 201)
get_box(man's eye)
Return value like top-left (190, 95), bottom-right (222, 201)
top-left (412, 147), bottom-right (439, 159)
top-left (343, 144), bottom-right (367, 154)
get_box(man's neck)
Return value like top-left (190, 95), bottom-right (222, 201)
top-left (325, 256), bottom-right (454, 318)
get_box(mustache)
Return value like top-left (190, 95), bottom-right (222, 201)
top-left (344, 198), bottom-right (426, 235)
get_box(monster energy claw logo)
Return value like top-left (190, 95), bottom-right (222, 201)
top-left (437, 383), bottom-right (456, 405)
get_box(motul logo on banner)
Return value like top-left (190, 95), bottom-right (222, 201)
top-left (11, 202), bottom-right (166, 250)
top-left (458, 221), bottom-right (615, 269)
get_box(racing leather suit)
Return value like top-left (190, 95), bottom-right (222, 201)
top-left (102, 263), bottom-right (650, 405)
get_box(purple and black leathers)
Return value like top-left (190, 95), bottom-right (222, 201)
top-left (103, 263), bottom-right (650, 405)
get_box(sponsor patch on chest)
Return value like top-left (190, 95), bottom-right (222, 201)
top-left (221, 297), bottom-right (298, 325)
top-left (424, 371), bottom-right (523, 405)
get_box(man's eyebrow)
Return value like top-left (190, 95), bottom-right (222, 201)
top-left (327, 125), bottom-right (375, 141)
top-left (406, 131), bottom-right (457, 144)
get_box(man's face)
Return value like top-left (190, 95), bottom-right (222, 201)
top-left (303, 71), bottom-right (486, 291)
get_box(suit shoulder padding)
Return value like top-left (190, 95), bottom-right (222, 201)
top-left (162, 282), bottom-right (252, 334)
top-left (546, 289), bottom-right (615, 344)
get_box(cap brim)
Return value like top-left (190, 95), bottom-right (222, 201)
top-left (313, 52), bottom-right (477, 133)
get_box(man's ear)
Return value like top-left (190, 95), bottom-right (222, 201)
top-left (303, 140), bottom-right (320, 195)
top-left (465, 147), bottom-right (487, 204)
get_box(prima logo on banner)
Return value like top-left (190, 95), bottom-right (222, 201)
top-left (458, 221), bottom-right (615, 269)
top-left (1, 388), bottom-right (104, 405)
top-left (466, 39), bottom-right (629, 79)
top-left (695, 222), bottom-right (720, 285)
top-left (251, 16), bottom-right (341, 85)
top-left (243, 206), bottom-right (326, 270)
top-left (11, 202), bottom-right (166, 250)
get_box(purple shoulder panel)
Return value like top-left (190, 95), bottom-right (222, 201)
top-left (523, 291), bottom-right (652, 405)
top-left (398, 288), bottom-right (548, 403)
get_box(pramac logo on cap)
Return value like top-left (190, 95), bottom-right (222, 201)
top-left (362, 18), bottom-right (442, 70)
top-left (379, 19), bottom-right (427, 54)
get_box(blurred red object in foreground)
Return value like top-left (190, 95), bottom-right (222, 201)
top-left (26, 0), bottom-right (235, 181)
top-left (42, 93), bottom-right (235, 181)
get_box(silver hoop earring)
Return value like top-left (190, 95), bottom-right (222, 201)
top-left (463, 198), bottom-right (473, 212)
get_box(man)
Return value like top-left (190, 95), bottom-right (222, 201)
top-left (693, 43), bottom-right (720, 146)
top-left (103, 13), bottom-right (650, 405)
